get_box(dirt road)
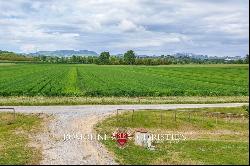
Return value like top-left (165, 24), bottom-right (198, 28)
top-left (0, 103), bottom-right (248, 164)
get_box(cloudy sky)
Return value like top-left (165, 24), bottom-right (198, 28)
top-left (0, 0), bottom-right (249, 56)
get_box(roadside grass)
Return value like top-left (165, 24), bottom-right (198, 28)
top-left (95, 107), bottom-right (249, 165)
top-left (0, 112), bottom-right (44, 165)
top-left (0, 96), bottom-right (248, 106)
top-left (100, 139), bottom-right (249, 165)
top-left (97, 107), bottom-right (249, 131)
top-left (156, 140), bottom-right (249, 165)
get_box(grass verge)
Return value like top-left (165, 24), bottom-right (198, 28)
top-left (0, 96), bottom-right (248, 106)
top-left (0, 112), bottom-right (45, 164)
top-left (95, 107), bottom-right (249, 165)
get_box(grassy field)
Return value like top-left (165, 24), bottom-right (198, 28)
top-left (0, 64), bottom-right (248, 97)
top-left (0, 112), bottom-right (44, 165)
top-left (95, 107), bottom-right (249, 165)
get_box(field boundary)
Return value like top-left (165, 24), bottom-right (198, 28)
top-left (0, 96), bottom-right (248, 106)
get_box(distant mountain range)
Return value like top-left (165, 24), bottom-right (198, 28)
top-left (27, 50), bottom-right (245, 61)
top-left (134, 52), bottom-right (209, 59)
top-left (29, 50), bottom-right (98, 57)
top-left (172, 52), bottom-right (244, 60)
top-left (134, 52), bottom-right (244, 60)
top-left (172, 52), bottom-right (209, 60)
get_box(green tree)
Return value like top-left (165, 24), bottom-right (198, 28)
top-left (245, 54), bottom-right (249, 64)
top-left (99, 51), bottom-right (110, 64)
top-left (71, 55), bottom-right (77, 63)
top-left (124, 50), bottom-right (136, 65)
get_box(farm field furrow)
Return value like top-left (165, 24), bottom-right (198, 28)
top-left (0, 64), bottom-right (248, 97)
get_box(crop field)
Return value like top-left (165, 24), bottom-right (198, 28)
top-left (0, 64), bottom-right (248, 97)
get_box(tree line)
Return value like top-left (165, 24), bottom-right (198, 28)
top-left (0, 50), bottom-right (34, 61)
top-left (0, 50), bottom-right (249, 65)
top-left (35, 50), bottom-right (249, 65)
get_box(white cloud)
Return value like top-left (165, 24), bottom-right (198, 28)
top-left (0, 0), bottom-right (248, 56)
top-left (118, 19), bottom-right (145, 32)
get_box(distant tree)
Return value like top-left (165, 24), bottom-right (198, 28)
top-left (110, 56), bottom-right (121, 65)
top-left (0, 50), bottom-right (35, 61)
top-left (72, 55), bottom-right (77, 63)
top-left (124, 50), bottom-right (136, 65)
top-left (41, 56), bottom-right (46, 62)
top-left (87, 56), bottom-right (95, 64)
top-left (93, 57), bottom-right (99, 64)
top-left (245, 54), bottom-right (249, 64)
top-left (99, 51), bottom-right (110, 64)
top-left (235, 59), bottom-right (244, 64)
top-left (118, 58), bottom-right (124, 65)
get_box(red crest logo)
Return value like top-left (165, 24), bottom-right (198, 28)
top-left (112, 129), bottom-right (133, 148)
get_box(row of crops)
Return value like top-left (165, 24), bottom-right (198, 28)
top-left (0, 64), bottom-right (248, 96)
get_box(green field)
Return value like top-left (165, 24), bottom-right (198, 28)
top-left (0, 64), bottom-right (248, 97)
top-left (95, 107), bottom-right (249, 165)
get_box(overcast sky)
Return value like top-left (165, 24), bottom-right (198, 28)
top-left (0, 0), bottom-right (249, 56)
